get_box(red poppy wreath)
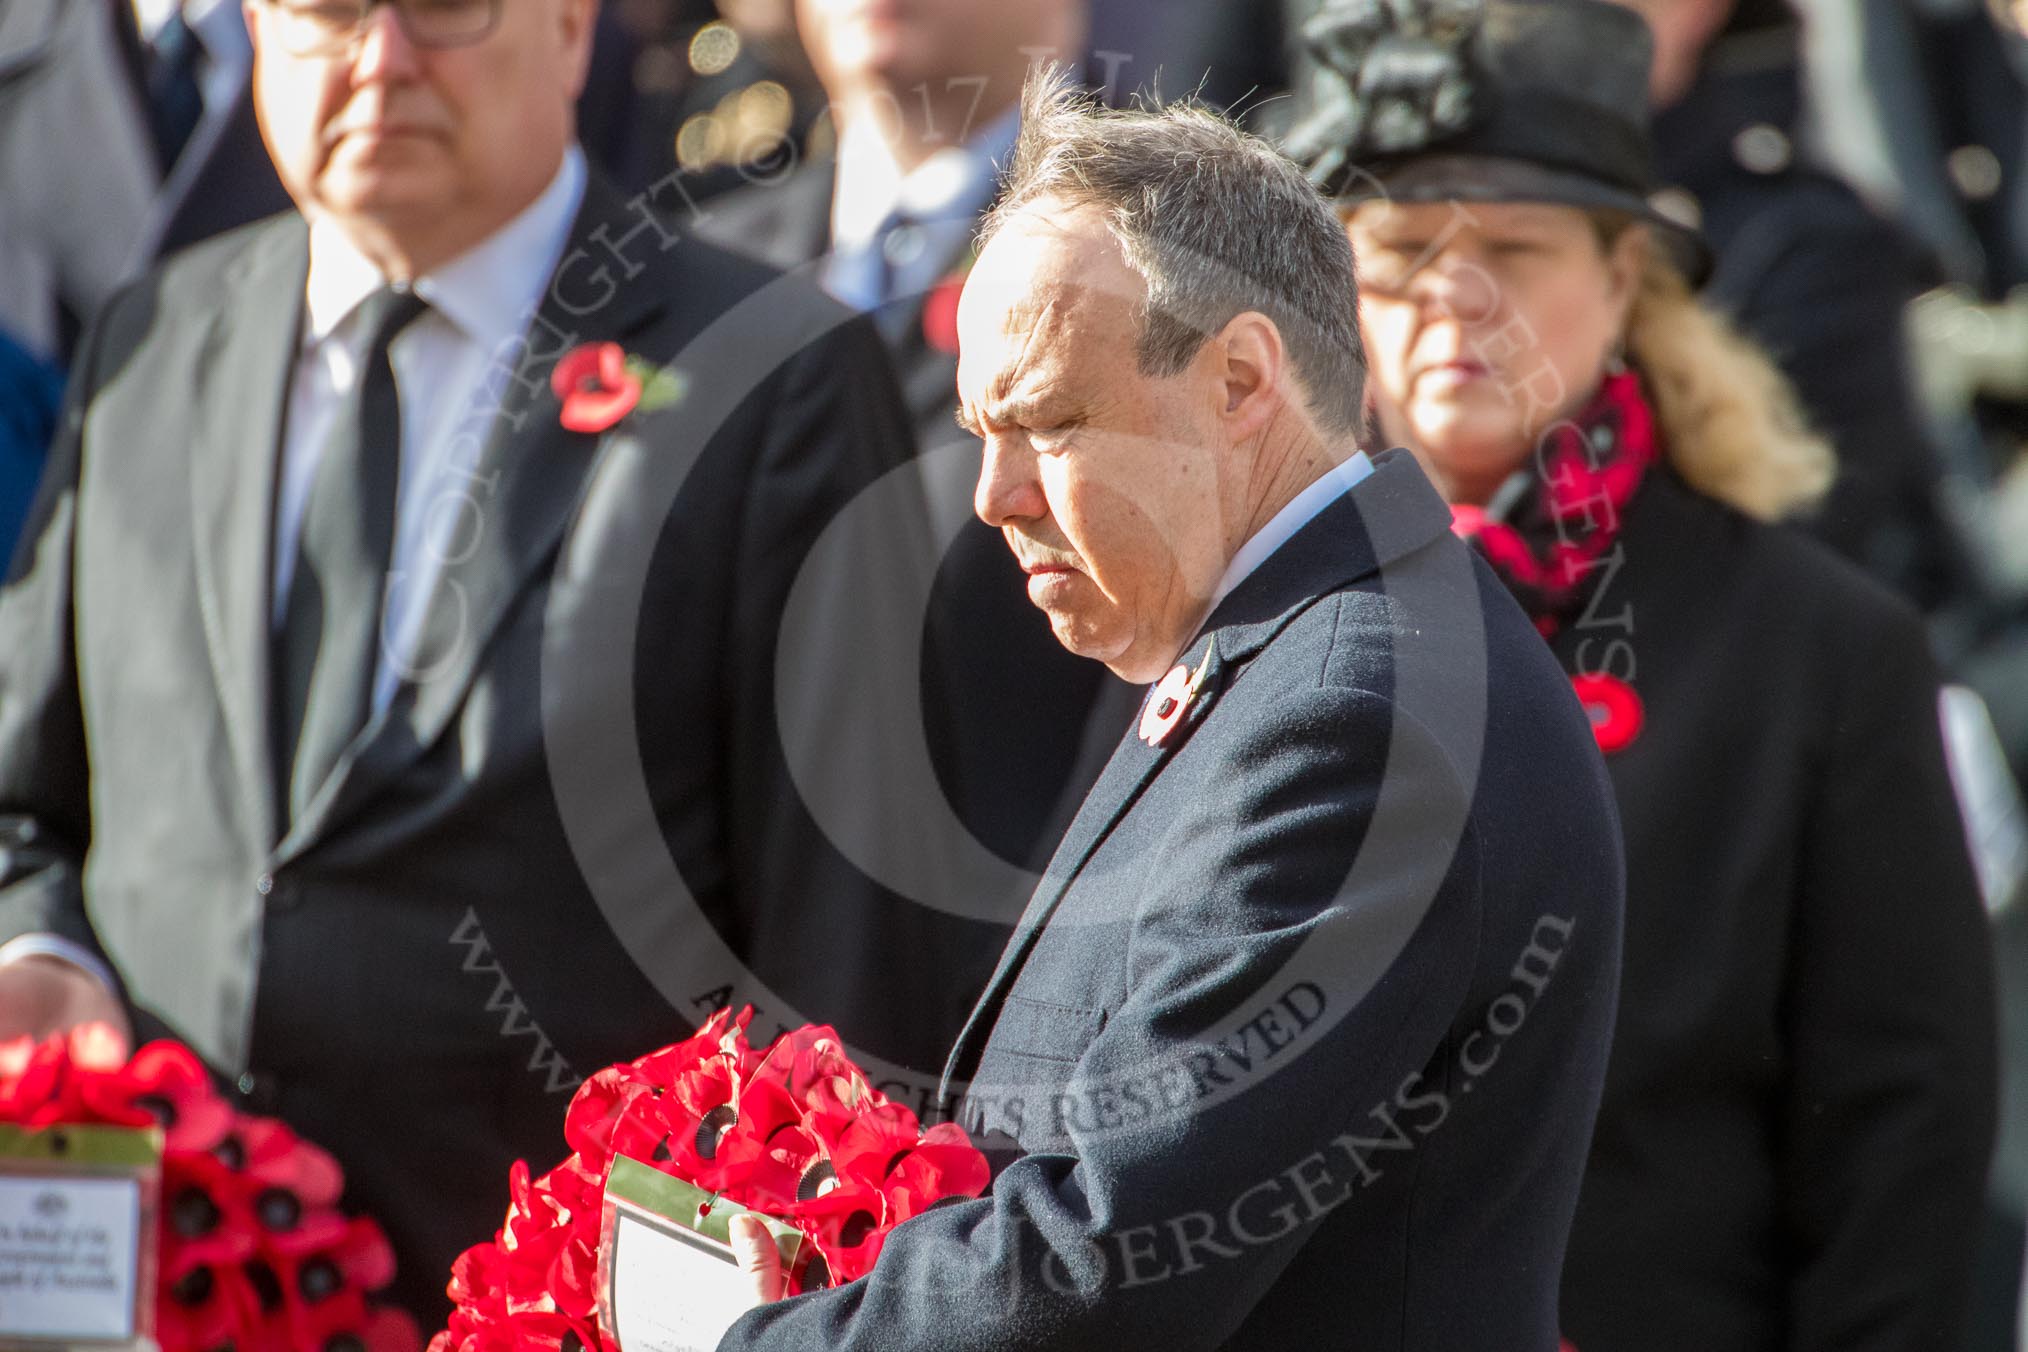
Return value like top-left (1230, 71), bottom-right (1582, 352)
top-left (0, 1030), bottom-right (419, 1352)
top-left (432, 1007), bottom-right (990, 1352)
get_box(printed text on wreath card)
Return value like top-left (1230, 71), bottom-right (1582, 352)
top-left (0, 1176), bottom-right (142, 1340)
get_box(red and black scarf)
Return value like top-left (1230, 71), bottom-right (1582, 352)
top-left (1448, 369), bottom-right (1659, 636)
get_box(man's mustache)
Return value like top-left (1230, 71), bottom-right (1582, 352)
top-left (322, 100), bottom-right (454, 146)
top-left (1006, 532), bottom-right (1081, 573)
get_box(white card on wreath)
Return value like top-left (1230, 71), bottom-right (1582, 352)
top-left (0, 1124), bottom-right (161, 1346)
top-left (599, 1156), bottom-right (806, 1352)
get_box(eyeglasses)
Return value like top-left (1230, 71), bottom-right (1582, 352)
top-left (260, 0), bottom-right (503, 57)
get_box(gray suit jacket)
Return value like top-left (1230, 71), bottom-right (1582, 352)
top-left (0, 174), bottom-right (958, 1314)
top-left (0, 0), bottom-right (155, 356)
top-left (723, 451), bottom-right (1628, 1350)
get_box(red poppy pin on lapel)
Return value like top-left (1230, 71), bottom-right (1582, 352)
top-left (552, 342), bottom-right (689, 433)
top-left (922, 243), bottom-right (979, 356)
top-left (1139, 640), bottom-right (1217, 748)
top-left (1570, 672), bottom-right (1643, 754)
top-left (553, 342), bottom-right (639, 432)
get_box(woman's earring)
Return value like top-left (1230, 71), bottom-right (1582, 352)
top-left (1604, 338), bottom-right (1629, 376)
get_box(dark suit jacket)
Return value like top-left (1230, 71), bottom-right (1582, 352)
top-left (0, 173), bottom-right (965, 1317)
top-left (697, 162), bottom-right (1118, 872)
top-left (1555, 469), bottom-right (1998, 1352)
top-left (723, 451), bottom-right (1628, 1350)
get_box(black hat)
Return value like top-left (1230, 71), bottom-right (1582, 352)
top-left (1287, 0), bottom-right (1711, 281)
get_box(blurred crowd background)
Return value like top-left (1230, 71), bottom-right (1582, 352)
top-left (3, 0), bottom-right (2027, 1341)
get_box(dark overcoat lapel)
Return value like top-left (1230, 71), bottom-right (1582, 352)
top-left (940, 451), bottom-right (1453, 1095)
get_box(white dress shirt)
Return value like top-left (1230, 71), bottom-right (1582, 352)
top-left (1135, 452), bottom-right (1375, 702)
top-left (822, 106), bottom-right (1021, 310)
top-left (0, 148), bottom-right (588, 993)
top-left (277, 146), bottom-right (587, 710)
top-left (1206, 451), bottom-right (1377, 616)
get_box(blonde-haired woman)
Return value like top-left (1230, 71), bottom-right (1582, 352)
top-left (1297, 0), bottom-right (1997, 1347)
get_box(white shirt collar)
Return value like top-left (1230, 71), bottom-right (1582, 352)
top-left (1206, 451), bottom-right (1376, 617)
top-left (130, 0), bottom-right (232, 45)
top-left (303, 145), bottom-right (588, 351)
top-left (830, 104), bottom-right (1021, 251)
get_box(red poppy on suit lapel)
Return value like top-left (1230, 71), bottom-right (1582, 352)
top-left (921, 242), bottom-right (979, 356)
top-left (1140, 640), bottom-right (1217, 747)
top-left (1570, 672), bottom-right (1644, 754)
top-left (552, 342), bottom-right (642, 434)
top-left (922, 271), bottom-right (967, 354)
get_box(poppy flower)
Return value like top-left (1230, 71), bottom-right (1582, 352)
top-left (108, 1041), bottom-right (234, 1152)
top-left (921, 270), bottom-right (967, 355)
top-left (440, 1006), bottom-right (992, 1346)
top-left (0, 1036), bottom-right (417, 1352)
top-left (563, 1067), bottom-right (663, 1169)
top-left (238, 1117), bottom-right (345, 1209)
top-left (158, 1259), bottom-right (264, 1350)
top-left (1570, 671), bottom-right (1644, 754)
top-left (1139, 642), bottom-right (1216, 748)
top-left (551, 342), bottom-right (641, 434)
top-left (1139, 663), bottom-right (1197, 747)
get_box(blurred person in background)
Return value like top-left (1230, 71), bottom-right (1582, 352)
top-left (0, 0), bottom-right (639, 372)
top-left (1297, 0), bottom-right (1999, 1347)
top-left (0, 0), bottom-right (941, 1318)
top-left (1612, 0), bottom-right (1972, 614)
top-left (698, 0), bottom-right (1121, 901)
top-left (0, 329), bottom-right (60, 563)
top-left (0, 0), bottom-right (159, 365)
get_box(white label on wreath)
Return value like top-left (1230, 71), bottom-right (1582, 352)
top-left (0, 1175), bottom-right (141, 1341)
top-left (609, 1206), bottom-right (763, 1352)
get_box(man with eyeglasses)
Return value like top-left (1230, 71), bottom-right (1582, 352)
top-left (0, 0), bottom-right (944, 1320)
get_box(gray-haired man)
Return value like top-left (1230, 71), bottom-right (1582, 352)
top-left (715, 75), bottom-right (1625, 1350)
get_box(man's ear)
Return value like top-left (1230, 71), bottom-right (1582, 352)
top-left (559, 0), bottom-right (599, 102)
top-left (1213, 311), bottom-right (1286, 441)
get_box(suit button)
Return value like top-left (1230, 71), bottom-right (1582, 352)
top-left (235, 1071), bottom-right (281, 1114)
top-left (1732, 123), bottom-right (1791, 175)
top-left (258, 872), bottom-right (298, 909)
top-left (1948, 145), bottom-right (2002, 200)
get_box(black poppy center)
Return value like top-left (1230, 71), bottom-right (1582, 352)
top-left (170, 1265), bottom-right (216, 1306)
top-left (795, 1159), bottom-right (837, 1202)
top-left (298, 1256), bottom-right (343, 1304)
top-left (135, 1093), bottom-right (179, 1129)
top-left (695, 1104), bottom-right (738, 1160)
top-left (256, 1187), bottom-right (301, 1232)
top-left (245, 1259), bottom-right (284, 1313)
top-left (171, 1187), bottom-right (221, 1239)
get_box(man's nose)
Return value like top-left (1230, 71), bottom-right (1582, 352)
top-left (974, 434), bottom-right (1047, 528)
top-left (353, 3), bottom-right (422, 80)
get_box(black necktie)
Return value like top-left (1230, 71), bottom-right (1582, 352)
top-left (275, 286), bottom-right (429, 823)
top-left (146, 8), bottom-right (204, 173)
